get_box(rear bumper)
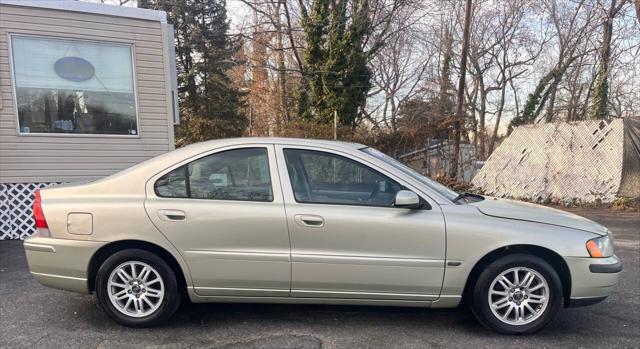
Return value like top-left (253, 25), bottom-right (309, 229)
top-left (564, 255), bottom-right (621, 304)
top-left (23, 237), bottom-right (106, 294)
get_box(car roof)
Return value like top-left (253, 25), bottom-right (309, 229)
top-left (104, 137), bottom-right (367, 184)
top-left (180, 137), bottom-right (367, 153)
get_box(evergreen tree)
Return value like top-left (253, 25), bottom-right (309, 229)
top-left (298, 0), bottom-right (329, 121)
top-left (139, 0), bottom-right (246, 144)
top-left (298, 0), bottom-right (372, 127)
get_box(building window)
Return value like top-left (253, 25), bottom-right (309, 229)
top-left (11, 36), bottom-right (138, 136)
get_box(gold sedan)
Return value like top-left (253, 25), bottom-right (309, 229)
top-left (24, 138), bottom-right (621, 334)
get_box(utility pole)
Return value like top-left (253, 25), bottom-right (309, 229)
top-left (450, 0), bottom-right (472, 179)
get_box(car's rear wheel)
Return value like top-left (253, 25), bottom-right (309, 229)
top-left (96, 249), bottom-right (181, 327)
top-left (471, 254), bottom-right (563, 334)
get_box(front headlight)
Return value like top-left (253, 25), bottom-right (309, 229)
top-left (586, 234), bottom-right (614, 258)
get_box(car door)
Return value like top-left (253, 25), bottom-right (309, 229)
top-left (144, 144), bottom-right (291, 297)
top-left (275, 145), bottom-right (446, 301)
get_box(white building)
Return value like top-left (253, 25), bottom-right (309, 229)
top-left (0, 0), bottom-right (179, 239)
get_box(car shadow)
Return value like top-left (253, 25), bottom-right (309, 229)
top-left (35, 291), bottom-right (623, 345)
top-left (169, 301), bottom-right (488, 333)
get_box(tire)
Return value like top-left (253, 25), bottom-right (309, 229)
top-left (95, 249), bottom-right (181, 327)
top-left (470, 253), bottom-right (563, 335)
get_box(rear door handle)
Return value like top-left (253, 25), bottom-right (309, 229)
top-left (294, 214), bottom-right (324, 228)
top-left (158, 209), bottom-right (186, 221)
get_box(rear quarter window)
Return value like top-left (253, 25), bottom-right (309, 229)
top-left (154, 166), bottom-right (188, 198)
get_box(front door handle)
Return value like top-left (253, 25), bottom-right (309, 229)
top-left (294, 214), bottom-right (324, 228)
top-left (158, 209), bottom-right (186, 221)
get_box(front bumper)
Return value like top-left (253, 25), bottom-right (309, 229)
top-left (23, 237), bottom-right (106, 294)
top-left (564, 254), bottom-right (622, 306)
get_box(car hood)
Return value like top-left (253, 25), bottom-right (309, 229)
top-left (469, 197), bottom-right (608, 236)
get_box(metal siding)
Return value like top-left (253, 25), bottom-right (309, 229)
top-left (0, 4), bottom-right (174, 183)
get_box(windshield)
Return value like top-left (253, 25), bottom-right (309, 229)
top-left (361, 147), bottom-right (460, 201)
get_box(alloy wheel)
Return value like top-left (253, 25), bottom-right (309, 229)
top-left (488, 267), bottom-right (550, 326)
top-left (107, 261), bottom-right (165, 318)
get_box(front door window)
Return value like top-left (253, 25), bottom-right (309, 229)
top-left (283, 149), bottom-right (402, 207)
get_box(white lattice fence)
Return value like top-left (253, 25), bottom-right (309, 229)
top-left (472, 119), bottom-right (624, 203)
top-left (0, 183), bottom-right (61, 240)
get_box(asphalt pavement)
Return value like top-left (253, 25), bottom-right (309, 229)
top-left (1, 207), bottom-right (638, 349)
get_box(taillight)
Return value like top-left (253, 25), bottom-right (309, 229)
top-left (33, 190), bottom-right (50, 237)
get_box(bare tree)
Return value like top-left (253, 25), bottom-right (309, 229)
top-left (368, 5), bottom-right (434, 131)
top-left (135, 0), bottom-right (640, 162)
top-left (590, 0), bottom-right (631, 119)
top-left (467, 0), bottom-right (546, 158)
top-left (487, 1), bottom-right (547, 155)
top-left (467, 0), bottom-right (500, 160)
top-left (238, 0), bottom-right (297, 127)
top-left (543, 0), bottom-right (598, 122)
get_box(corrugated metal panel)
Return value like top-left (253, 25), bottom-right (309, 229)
top-left (472, 119), bottom-right (624, 203)
top-left (0, 3), bottom-right (174, 184)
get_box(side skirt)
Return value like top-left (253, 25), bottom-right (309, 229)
top-left (187, 288), bottom-right (462, 308)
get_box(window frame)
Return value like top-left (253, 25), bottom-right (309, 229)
top-left (153, 146), bottom-right (275, 203)
top-left (8, 33), bottom-right (141, 138)
top-left (282, 148), bottom-right (429, 209)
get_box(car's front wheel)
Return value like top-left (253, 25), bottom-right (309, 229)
top-left (95, 249), bottom-right (181, 327)
top-left (471, 254), bottom-right (563, 334)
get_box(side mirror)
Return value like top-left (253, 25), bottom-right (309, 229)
top-left (394, 190), bottom-right (420, 209)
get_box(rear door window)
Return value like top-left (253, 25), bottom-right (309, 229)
top-left (155, 147), bottom-right (273, 202)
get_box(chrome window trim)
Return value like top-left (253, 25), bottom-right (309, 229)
top-left (145, 143), bottom-right (284, 204)
top-left (273, 143), bottom-right (446, 209)
top-left (281, 147), bottom-right (418, 209)
top-left (153, 146), bottom-right (275, 203)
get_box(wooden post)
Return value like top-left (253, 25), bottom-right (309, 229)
top-left (334, 110), bottom-right (338, 140)
top-left (248, 104), bottom-right (253, 136)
